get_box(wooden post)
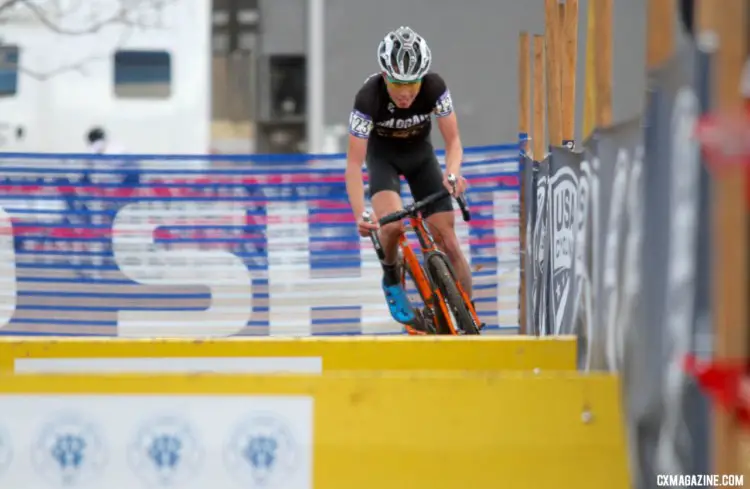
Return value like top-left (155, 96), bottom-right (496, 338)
top-left (519, 31), bottom-right (531, 147)
top-left (518, 31), bottom-right (531, 335)
top-left (545, 0), bottom-right (563, 146)
top-left (560, 0), bottom-right (579, 144)
top-left (593, 0), bottom-right (613, 127)
top-left (582, 0), bottom-right (597, 139)
top-left (697, 0), bottom-right (750, 477)
top-left (646, 0), bottom-right (675, 69)
top-left (532, 34), bottom-right (546, 160)
top-left (696, 0), bottom-right (718, 34)
top-left (527, 30), bottom-right (546, 339)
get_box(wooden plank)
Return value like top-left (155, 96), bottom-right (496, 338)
top-left (697, 0), bottom-right (750, 476)
top-left (560, 0), bottom-right (579, 144)
top-left (533, 34), bottom-right (547, 159)
top-left (545, 0), bottom-right (564, 146)
top-left (519, 31), bottom-right (532, 144)
top-left (593, 0), bottom-right (613, 127)
top-left (646, 0), bottom-right (675, 69)
top-left (518, 31), bottom-right (531, 334)
top-left (582, 0), bottom-right (597, 139)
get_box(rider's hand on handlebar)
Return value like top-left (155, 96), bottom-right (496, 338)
top-left (443, 172), bottom-right (468, 197)
top-left (357, 212), bottom-right (379, 237)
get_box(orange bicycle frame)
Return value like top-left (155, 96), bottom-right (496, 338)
top-left (399, 214), bottom-right (482, 335)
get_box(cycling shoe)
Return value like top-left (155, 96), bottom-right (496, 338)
top-left (382, 281), bottom-right (416, 324)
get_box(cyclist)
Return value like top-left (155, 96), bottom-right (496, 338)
top-left (344, 26), bottom-right (476, 332)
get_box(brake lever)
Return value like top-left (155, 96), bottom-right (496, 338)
top-left (446, 174), bottom-right (471, 222)
top-left (447, 173), bottom-right (458, 192)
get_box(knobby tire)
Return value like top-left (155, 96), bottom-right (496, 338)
top-left (427, 254), bottom-right (479, 335)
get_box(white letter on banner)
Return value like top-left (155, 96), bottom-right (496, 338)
top-left (603, 149), bottom-right (630, 371)
top-left (0, 204), bottom-right (17, 328)
top-left (267, 201), bottom-right (393, 335)
top-left (656, 87), bottom-right (701, 476)
top-left (581, 157), bottom-right (601, 370)
top-left (493, 190), bottom-right (517, 329)
top-left (112, 201), bottom-right (252, 336)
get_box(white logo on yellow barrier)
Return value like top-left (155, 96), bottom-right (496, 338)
top-left (0, 394), bottom-right (313, 489)
top-left (224, 414), bottom-right (299, 488)
top-left (32, 413), bottom-right (108, 487)
top-left (128, 416), bottom-right (203, 487)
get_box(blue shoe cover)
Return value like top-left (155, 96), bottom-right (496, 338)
top-left (382, 281), bottom-right (415, 324)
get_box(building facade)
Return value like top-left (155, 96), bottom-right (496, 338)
top-left (0, 0), bottom-right (211, 154)
top-left (0, 0), bottom-right (647, 154)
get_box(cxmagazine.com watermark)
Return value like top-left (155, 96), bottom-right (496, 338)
top-left (657, 474), bottom-right (744, 487)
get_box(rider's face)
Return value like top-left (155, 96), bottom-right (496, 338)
top-left (384, 74), bottom-right (422, 108)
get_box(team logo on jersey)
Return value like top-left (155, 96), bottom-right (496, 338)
top-left (549, 166), bottom-right (578, 335)
top-left (387, 102), bottom-right (395, 113)
top-left (375, 113), bottom-right (431, 139)
top-left (376, 113), bottom-right (430, 129)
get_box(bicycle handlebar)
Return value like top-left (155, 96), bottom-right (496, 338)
top-left (376, 178), bottom-right (472, 226)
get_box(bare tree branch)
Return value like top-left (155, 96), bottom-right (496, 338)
top-left (15, 0), bottom-right (165, 35)
top-left (0, 0), bottom-right (24, 17)
top-left (0, 0), bottom-right (174, 80)
top-left (17, 22), bottom-right (136, 80)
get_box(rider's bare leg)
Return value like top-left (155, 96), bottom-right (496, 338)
top-left (426, 210), bottom-right (473, 298)
top-left (371, 190), bottom-right (404, 278)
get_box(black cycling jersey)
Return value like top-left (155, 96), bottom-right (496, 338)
top-left (348, 72), bottom-right (454, 145)
top-left (349, 72), bottom-right (455, 218)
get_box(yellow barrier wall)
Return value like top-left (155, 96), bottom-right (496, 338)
top-left (0, 371), bottom-right (629, 489)
top-left (0, 336), bottom-right (577, 373)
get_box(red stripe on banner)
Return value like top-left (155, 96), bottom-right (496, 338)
top-left (8, 209), bottom-right (516, 226)
top-left (9, 223), bottom-right (517, 245)
top-left (0, 175), bottom-right (519, 199)
top-left (10, 226), bottom-right (266, 240)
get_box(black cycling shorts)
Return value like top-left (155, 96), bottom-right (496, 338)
top-left (365, 141), bottom-right (453, 219)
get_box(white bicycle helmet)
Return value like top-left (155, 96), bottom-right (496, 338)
top-left (377, 26), bottom-right (432, 83)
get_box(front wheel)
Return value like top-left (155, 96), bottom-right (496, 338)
top-left (427, 254), bottom-right (479, 335)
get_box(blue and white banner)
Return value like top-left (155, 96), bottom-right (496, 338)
top-left (0, 145), bottom-right (520, 336)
